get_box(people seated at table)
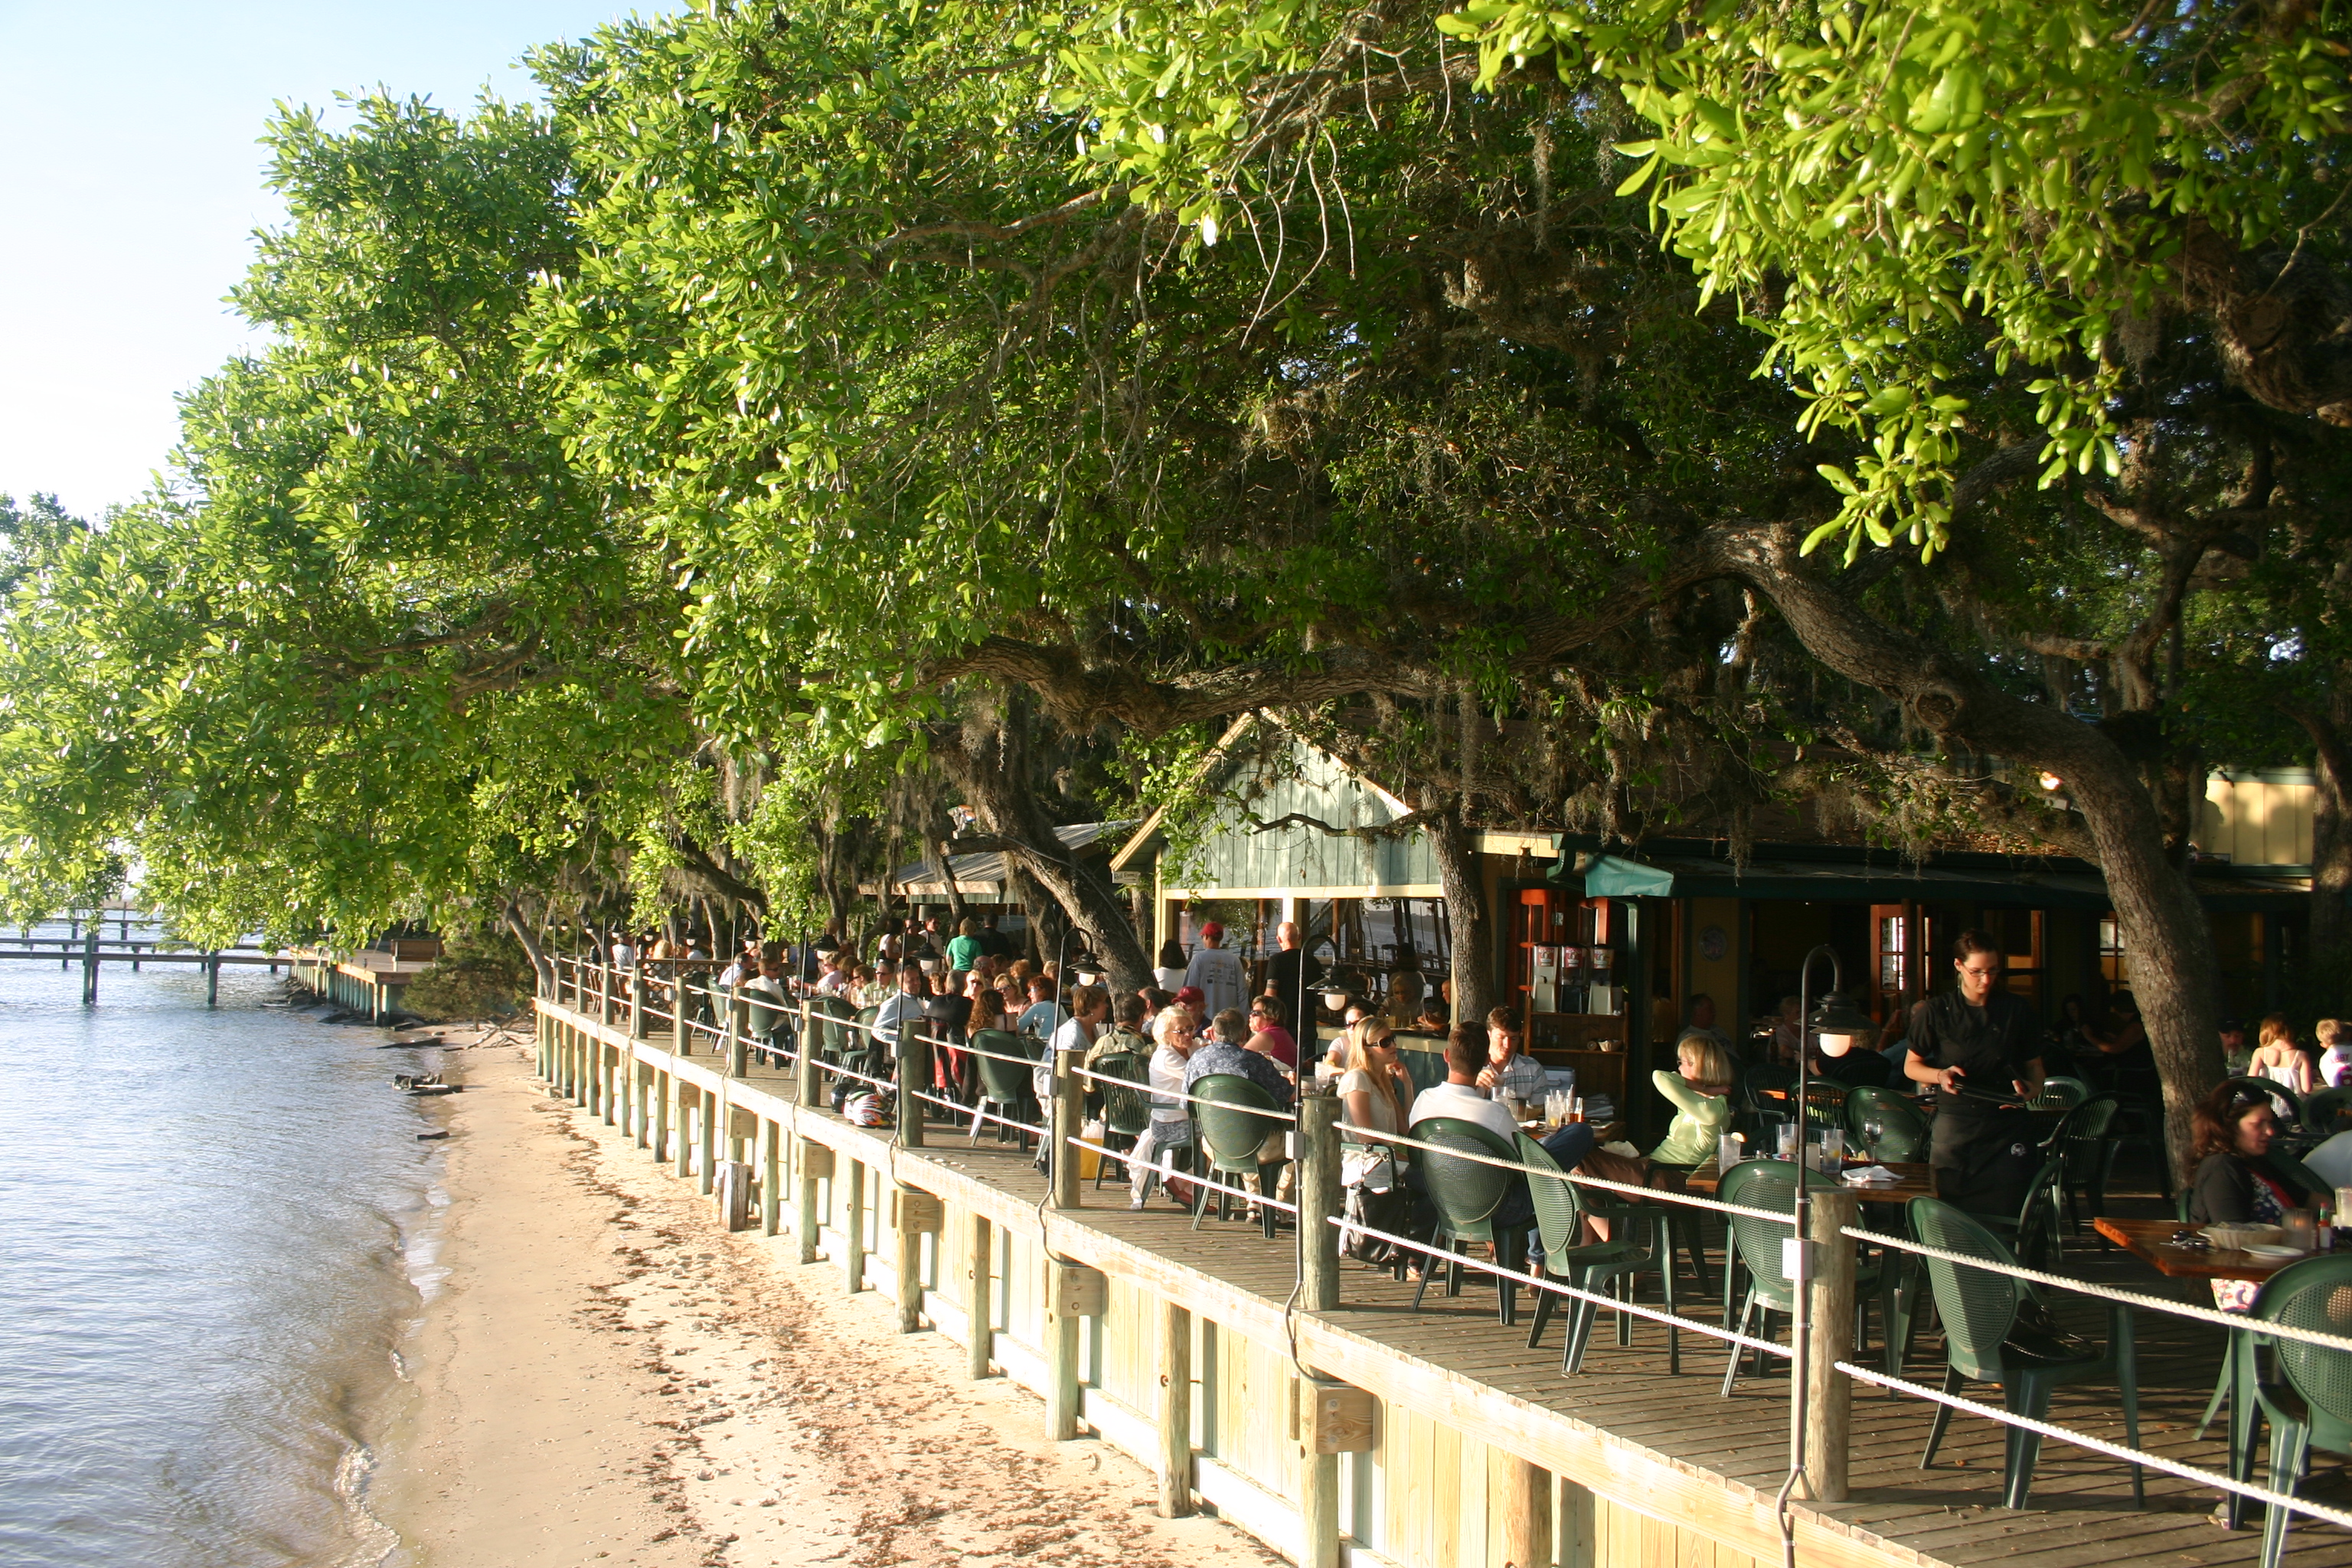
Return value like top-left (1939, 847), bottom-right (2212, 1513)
top-left (1647, 1037), bottom-right (1736, 1169)
top-left (1128, 1007), bottom-right (1200, 1210)
top-left (1184, 1008), bottom-right (1294, 1109)
top-left (2189, 1080), bottom-right (2333, 1309)
top-left (1338, 1019), bottom-right (1413, 1162)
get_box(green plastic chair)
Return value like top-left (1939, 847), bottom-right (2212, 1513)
top-left (2251, 1253), bottom-right (2352, 1567)
top-left (2043, 1095), bottom-right (2122, 1237)
top-left (811, 995), bottom-right (854, 1062)
top-left (1800, 1080), bottom-right (1849, 1132)
top-left (1716, 1158), bottom-right (1894, 1396)
top-left (1410, 1116), bottom-right (1526, 1325)
top-left (742, 991), bottom-right (788, 1066)
top-left (1737, 1065), bottom-right (1796, 1145)
top-left (1975, 1154), bottom-right (2070, 1270)
top-left (2301, 1086), bottom-right (2352, 1138)
top-left (1907, 1196), bottom-right (2142, 1509)
top-left (1520, 1135), bottom-right (1657, 1374)
top-left (969, 1028), bottom-right (1038, 1149)
top-left (1844, 1086), bottom-right (1932, 1163)
top-left (1088, 1050), bottom-right (1153, 1188)
top-left (2225, 1074), bottom-right (2305, 1129)
top-left (1189, 1073), bottom-right (1291, 1240)
top-left (2030, 1076), bottom-right (2090, 1112)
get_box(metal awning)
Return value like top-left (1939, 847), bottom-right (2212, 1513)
top-left (870, 821), bottom-right (1138, 898)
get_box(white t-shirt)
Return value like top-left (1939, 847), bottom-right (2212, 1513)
top-left (1338, 1067), bottom-right (1406, 1141)
top-left (1184, 945), bottom-right (1247, 1018)
top-left (2322, 1044), bottom-right (2352, 1089)
top-left (1408, 1080), bottom-right (1518, 1145)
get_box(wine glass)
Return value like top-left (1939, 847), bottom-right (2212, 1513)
top-left (1860, 1115), bottom-right (1884, 1161)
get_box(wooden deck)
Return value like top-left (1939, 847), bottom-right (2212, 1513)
top-left (550, 1009), bottom-right (2352, 1568)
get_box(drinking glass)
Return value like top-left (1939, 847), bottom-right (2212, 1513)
top-left (1775, 1122), bottom-right (1798, 1159)
top-left (1860, 1116), bottom-right (1884, 1160)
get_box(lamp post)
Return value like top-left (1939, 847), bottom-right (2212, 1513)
top-left (1778, 944), bottom-right (1876, 1561)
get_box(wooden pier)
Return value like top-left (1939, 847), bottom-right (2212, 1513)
top-left (531, 994), bottom-right (2352, 1568)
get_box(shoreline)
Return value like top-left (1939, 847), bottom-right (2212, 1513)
top-left (373, 1034), bottom-right (1272, 1568)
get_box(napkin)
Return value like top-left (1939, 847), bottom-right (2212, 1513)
top-left (1841, 1165), bottom-right (1902, 1185)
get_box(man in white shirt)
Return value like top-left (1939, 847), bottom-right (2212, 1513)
top-left (1183, 920), bottom-right (1247, 1018)
top-left (737, 956), bottom-right (791, 1067)
top-left (1409, 1024), bottom-right (1522, 1145)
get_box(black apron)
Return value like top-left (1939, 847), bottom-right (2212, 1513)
top-left (1912, 990), bottom-right (2047, 1217)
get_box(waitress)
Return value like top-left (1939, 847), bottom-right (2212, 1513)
top-left (1903, 929), bottom-right (2047, 1216)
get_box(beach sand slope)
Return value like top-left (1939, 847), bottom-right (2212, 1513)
top-left (378, 1040), bottom-right (1275, 1568)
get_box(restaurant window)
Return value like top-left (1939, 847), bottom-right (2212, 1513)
top-left (1301, 897), bottom-right (1450, 1016)
top-left (2098, 915), bottom-right (2130, 988)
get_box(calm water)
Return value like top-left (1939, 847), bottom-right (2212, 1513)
top-left (0, 942), bottom-right (443, 1568)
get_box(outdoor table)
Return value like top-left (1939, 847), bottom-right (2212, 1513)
top-left (2095, 1216), bottom-right (2306, 1525)
top-left (1685, 1158), bottom-right (1933, 1206)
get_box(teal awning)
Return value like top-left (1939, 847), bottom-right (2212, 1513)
top-left (1572, 851), bottom-right (2306, 911)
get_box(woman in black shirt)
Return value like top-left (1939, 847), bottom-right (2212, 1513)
top-left (923, 971), bottom-right (975, 1100)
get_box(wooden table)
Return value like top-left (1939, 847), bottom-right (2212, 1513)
top-left (2093, 1215), bottom-right (2305, 1524)
top-left (1684, 1158), bottom-right (1935, 1206)
top-left (2091, 1216), bottom-right (2305, 1282)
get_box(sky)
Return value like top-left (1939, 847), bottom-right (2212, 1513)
top-left (0, 2), bottom-right (665, 519)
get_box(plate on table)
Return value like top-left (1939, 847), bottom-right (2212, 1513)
top-left (2243, 1244), bottom-right (2305, 1260)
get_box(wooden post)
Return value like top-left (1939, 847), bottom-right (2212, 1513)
top-left (1050, 1046), bottom-right (1081, 1210)
top-left (1299, 1445), bottom-right (1341, 1568)
top-left (698, 1084), bottom-right (718, 1196)
top-left (674, 1084), bottom-right (694, 1179)
top-left (895, 1018), bottom-right (924, 1149)
top-left (760, 1118), bottom-right (782, 1236)
top-left (726, 994), bottom-right (747, 1076)
top-left (1495, 1454), bottom-right (1553, 1568)
top-left (1803, 1187), bottom-right (1859, 1504)
top-left (1557, 1477), bottom-right (1598, 1568)
top-left (599, 963), bottom-right (614, 1027)
top-left (80, 925), bottom-right (96, 1005)
top-left (1298, 1087), bottom-right (1343, 1312)
top-left (652, 1070), bottom-right (671, 1163)
top-left (795, 999), bottom-right (822, 1108)
top-left (629, 969), bottom-right (648, 1040)
top-left (965, 1211), bottom-right (993, 1379)
top-left (843, 1158), bottom-right (865, 1293)
top-left (1044, 1262), bottom-right (1102, 1441)
top-left (797, 1137), bottom-right (829, 1266)
top-left (892, 1187), bottom-right (939, 1333)
top-left (205, 952), bottom-right (219, 1008)
top-left (602, 1044), bottom-right (619, 1126)
top-left (1155, 1299), bottom-right (1194, 1517)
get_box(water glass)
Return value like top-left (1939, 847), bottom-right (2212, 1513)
top-left (1775, 1122), bottom-right (1798, 1159)
top-left (1860, 1116), bottom-right (1885, 1158)
top-left (1717, 1133), bottom-right (1744, 1169)
top-left (1821, 1127), bottom-right (1845, 1161)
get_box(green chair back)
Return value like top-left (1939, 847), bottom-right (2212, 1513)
top-left (2225, 1073), bottom-right (2304, 1128)
top-left (1906, 1197), bottom-right (2026, 1384)
top-left (1717, 1158), bottom-right (1808, 1312)
top-left (1193, 1073), bottom-right (1287, 1174)
top-left (743, 992), bottom-right (785, 1039)
top-left (1091, 1050), bottom-right (1153, 1137)
top-left (970, 1028), bottom-right (1037, 1103)
top-left (2303, 1086), bottom-right (2352, 1138)
top-left (1413, 1116), bottom-right (1519, 1244)
top-left (812, 995), bottom-right (854, 1058)
top-left (2255, 1254), bottom-right (2352, 1446)
top-left (1519, 1133), bottom-right (1588, 1263)
top-left (854, 1004), bottom-right (880, 1043)
top-left (1801, 1080), bottom-right (1849, 1130)
top-left (2032, 1076), bottom-right (2090, 1112)
top-left (1844, 1086), bottom-right (1932, 1161)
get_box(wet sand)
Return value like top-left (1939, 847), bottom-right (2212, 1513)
top-left (375, 1037), bottom-right (1269, 1568)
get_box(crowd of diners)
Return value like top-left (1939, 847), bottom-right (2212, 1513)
top-left (593, 916), bottom-right (2352, 1292)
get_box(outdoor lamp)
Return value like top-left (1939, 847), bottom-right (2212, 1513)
top-left (1808, 991), bottom-right (1874, 1057)
top-left (1321, 988), bottom-right (1351, 1011)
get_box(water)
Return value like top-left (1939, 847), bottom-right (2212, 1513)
top-left (0, 940), bottom-right (443, 1568)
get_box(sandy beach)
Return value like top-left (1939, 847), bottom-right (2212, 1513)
top-left (374, 1035), bottom-right (1270, 1568)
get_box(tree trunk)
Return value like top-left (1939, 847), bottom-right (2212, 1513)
top-left (1426, 805), bottom-right (1495, 1027)
top-left (1721, 525), bottom-right (2226, 1183)
top-left (2291, 694), bottom-right (2352, 1018)
top-left (931, 726), bottom-right (1153, 995)
top-left (502, 895), bottom-right (555, 995)
top-left (931, 835), bottom-right (970, 922)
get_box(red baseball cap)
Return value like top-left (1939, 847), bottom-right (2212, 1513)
top-left (1176, 985), bottom-right (1206, 1008)
top-left (1199, 920), bottom-right (1223, 942)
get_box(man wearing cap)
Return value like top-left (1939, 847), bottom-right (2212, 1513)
top-left (1184, 920), bottom-right (1246, 1018)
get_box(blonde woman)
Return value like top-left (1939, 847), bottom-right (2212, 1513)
top-left (2251, 1013), bottom-right (2314, 1096)
top-left (1646, 1035), bottom-right (1736, 1168)
top-left (1338, 1018), bottom-right (1413, 1162)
